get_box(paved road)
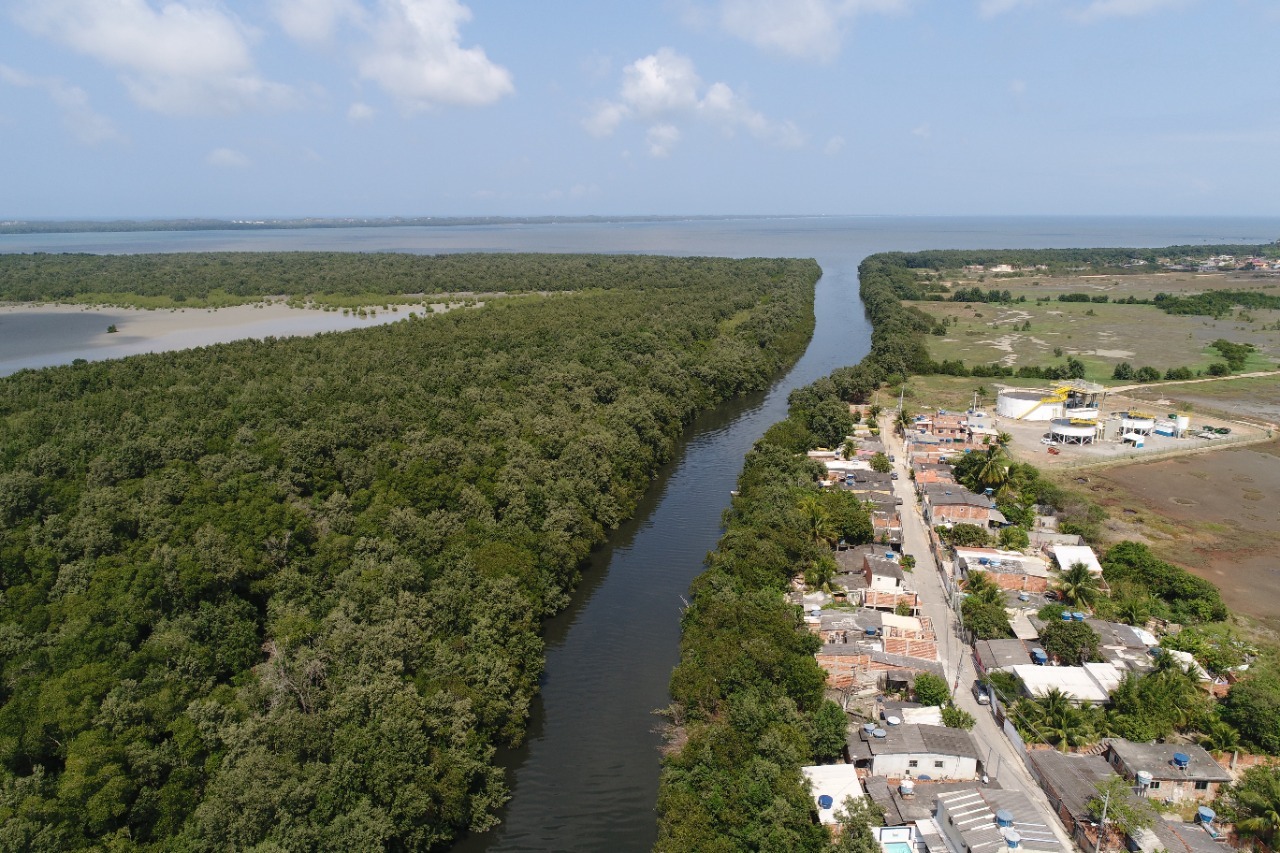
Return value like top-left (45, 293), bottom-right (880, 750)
top-left (884, 426), bottom-right (1079, 851)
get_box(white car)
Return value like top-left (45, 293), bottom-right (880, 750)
top-left (1040, 437), bottom-right (1054, 445)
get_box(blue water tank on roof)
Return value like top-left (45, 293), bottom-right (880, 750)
top-left (818, 794), bottom-right (834, 810)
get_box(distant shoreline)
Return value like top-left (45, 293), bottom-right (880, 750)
top-left (0, 214), bottom-right (803, 236)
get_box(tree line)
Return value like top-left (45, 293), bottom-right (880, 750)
top-left (0, 252), bottom-right (819, 850)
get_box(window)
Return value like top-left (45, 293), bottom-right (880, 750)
top-left (935, 761), bottom-right (945, 768)
top-left (1149, 781), bottom-right (1161, 790)
top-left (1194, 781), bottom-right (1209, 791)
top-left (908, 760), bottom-right (919, 768)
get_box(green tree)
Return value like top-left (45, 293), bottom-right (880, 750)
top-left (1221, 766), bottom-right (1280, 848)
top-left (962, 598), bottom-right (1013, 640)
top-left (1054, 561), bottom-right (1101, 609)
top-left (1088, 775), bottom-right (1155, 840)
top-left (941, 704), bottom-right (976, 730)
top-left (1040, 620), bottom-right (1102, 665)
top-left (1222, 671), bottom-right (1280, 754)
top-left (870, 452), bottom-right (892, 474)
top-left (998, 526), bottom-right (1029, 550)
top-left (963, 570), bottom-right (1004, 606)
top-left (831, 796), bottom-right (884, 853)
top-left (944, 523), bottom-right (990, 548)
top-left (914, 673), bottom-right (950, 706)
top-left (811, 700), bottom-right (852, 762)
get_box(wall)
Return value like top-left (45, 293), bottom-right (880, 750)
top-left (872, 753), bottom-right (978, 781)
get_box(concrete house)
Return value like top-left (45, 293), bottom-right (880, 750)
top-left (1027, 750), bottom-right (1125, 851)
top-left (923, 485), bottom-right (1003, 529)
top-left (955, 547), bottom-right (1052, 593)
top-left (1104, 741), bottom-right (1231, 803)
top-left (846, 723), bottom-right (980, 781)
top-left (935, 788), bottom-right (1066, 853)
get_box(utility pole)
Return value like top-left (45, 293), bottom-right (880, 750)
top-left (1093, 788), bottom-right (1111, 853)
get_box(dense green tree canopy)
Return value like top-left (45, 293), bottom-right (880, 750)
top-left (0, 253), bottom-right (819, 850)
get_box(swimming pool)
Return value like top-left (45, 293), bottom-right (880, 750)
top-left (882, 842), bottom-right (915, 853)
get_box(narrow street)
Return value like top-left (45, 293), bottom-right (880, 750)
top-left (883, 425), bottom-right (1079, 850)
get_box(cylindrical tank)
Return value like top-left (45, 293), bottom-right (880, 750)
top-left (1136, 770), bottom-right (1153, 789)
top-left (998, 389), bottom-right (1062, 421)
top-left (1176, 415), bottom-right (1191, 434)
top-left (1004, 830), bottom-right (1022, 849)
top-left (1197, 806), bottom-right (1216, 824)
top-left (818, 794), bottom-right (834, 810)
top-left (1060, 612), bottom-right (1073, 622)
top-left (899, 778), bottom-right (916, 798)
top-left (1173, 752), bottom-right (1191, 769)
top-left (885, 715), bottom-right (902, 727)
top-left (995, 809), bottom-right (1015, 828)
top-left (1073, 611), bottom-right (1086, 622)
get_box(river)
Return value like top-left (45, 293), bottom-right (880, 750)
top-left (3, 216), bottom-right (1279, 851)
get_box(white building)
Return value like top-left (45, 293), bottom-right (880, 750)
top-left (802, 764), bottom-right (867, 826)
top-left (846, 723), bottom-right (980, 781)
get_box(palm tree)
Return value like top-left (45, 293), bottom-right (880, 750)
top-left (1034, 687), bottom-right (1093, 751)
top-left (1234, 769), bottom-right (1280, 847)
top-left (1054, 561), bottom-right (1101, 609)
top-left (976, 444), bottom-right (1011, 491)
top-left (1198, 717), bottom-right (1241, 753)
top-left (996, 430), bottom-right (1013, 446)
top-left (798, 494), bottom-right (835, 549)
top-left (964, 570), bottom-right (1005, 607)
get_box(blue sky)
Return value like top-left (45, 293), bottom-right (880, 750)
top-left (1, 0), bottom-right (1277, 218)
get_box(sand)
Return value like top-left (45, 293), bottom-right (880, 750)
top-left (0, 302), bottom-right (426, 376)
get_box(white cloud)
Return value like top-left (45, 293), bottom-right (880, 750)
top-left (1009, 79), bottom-right (1027, 95)
top-left (356, 0), bottom-right (514, 110)
top-left (348, 101), bottom-right (376, 121)
top-left (13, 0), bottom-right (294, 115)
top-left (981, 0), bottom-right (1191, 20)
top-left (716, 0), bottom-right (909, 61)
top-left (585, 48), bottom-right (803, 156)
top-left (0, 63), bottom-right (125, 145)
top-left (646, 124), bottom-right (681, 157)
top-left (206, 147), bottom-right (250, 168)
top-left (978, 0), bottom-right (1034, 16)
top-left (270, 0), bottom-right (363, 43)
top-left (824, 135), bottom-right (846, 155)
top-left (1070, 0), bottom-right (1188, 21)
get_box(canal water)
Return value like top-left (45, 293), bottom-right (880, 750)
top-left (4, 216), bottom-right (1278, 851)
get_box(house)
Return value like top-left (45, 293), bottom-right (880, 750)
top-left (1027, 750), bottom-right (1124, 851)
top-left (954, 547), bottom-right (1051, 593)
top-left (865, 554), bottom-right (906, 593)
top-left (1010, 661), bottom-right (1124, 704)
top-left (1104, 740), bottom-right (1231, 803)
top-left (930, 413), bottom-right (969, 442)
top-left (863, 553), bottom-right (918, 613)
top-left (974, 638), bottom-right (1033, 674)
top-left (846, 723), bottom-right (980, 780)
top-left (935, 788), bottom-right (1066, 853)
top-left (802, 764), bottom-right (867, 826)
top-left (1052, 544), bottom-right (1102, 576)
top-left (865, 777), bottom-right (1002, 827)
top-left (923, 485), bottom-right (1003, 529)
top-left (811, 608), bottom-right (941, 689)
top-left (1085, 619), bottom-right (1155, 672)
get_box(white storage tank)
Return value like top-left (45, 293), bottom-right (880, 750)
top-left (997, 389), bottom-right (1063, 421)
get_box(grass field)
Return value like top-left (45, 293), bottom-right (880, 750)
top-left (908, 271), bottom-right (1280, 384)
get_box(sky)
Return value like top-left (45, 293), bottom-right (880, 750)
top-left (1, 0), bottom-right (1278, 219)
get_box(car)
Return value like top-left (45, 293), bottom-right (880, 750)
top-left (1040, 437), bottom-right (1054, 445)
top-left (1043, 590), bottom-right (1059, 601)
top-left (888, 454), bottom-right (895, 462)
top-left (890, 472), bottom-right (899, 480)
top-left (972, 682), bottom-right (991, 705)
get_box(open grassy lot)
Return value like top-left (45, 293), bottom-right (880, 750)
top-left (1123, 374), bottom-right (1280, 424)
top-left (907, 271), bottom-right (1280, 384)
